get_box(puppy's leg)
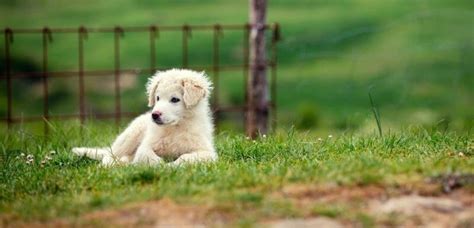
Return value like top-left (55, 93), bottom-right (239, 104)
top-left (72, 147), bottom-right (110, 160)
top-left (72, 147), bottom-right (117, 166)
top-left (109, 114), bottom-right (148, 160)
top-left (132, 143), bottom-right (162, 165)
top-left (72, 114), bottom-right (148, 166)
top-left (171, 150), bottom-right (217, 166)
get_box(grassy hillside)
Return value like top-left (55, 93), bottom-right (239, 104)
top-left (0, 126), bottom-right (473, 225)
top-left (0, 0), bottom-right (473, 133)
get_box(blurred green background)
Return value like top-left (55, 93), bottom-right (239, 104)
top-left (0, 0), bottom-right (473, 134)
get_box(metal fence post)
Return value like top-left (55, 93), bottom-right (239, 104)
top-left (114, 26), bottom-right (124, 127)
top-left (182, 25), bottom-right (191, 68)
top-left (243, 23), bottom-right (250, 131)
top-left (4, 28), bottom-right (13, 130)
top-left (212, 24), bottom-right (222, 129)
top-left (42, 27), bottom-right (53, 135)
top-left (149, 25), bottom-right (158, 75)
top-left (78, 26), bottom-right (87, 130)
top-left (270, 23), bottom-right (280, 131)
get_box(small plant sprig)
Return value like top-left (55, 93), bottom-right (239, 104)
top-left (368, 89), bottom-right (383, 137)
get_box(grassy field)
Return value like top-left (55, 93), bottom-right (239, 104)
top-left (1, 0), bottom-right (473, 133)
top-left (1, 1), bottom-right (473, 226)
top-left (0, 125), bottom-right (473, 226)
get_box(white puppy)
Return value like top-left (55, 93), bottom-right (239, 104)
top-left (72, 69), bottom-right (217, 166)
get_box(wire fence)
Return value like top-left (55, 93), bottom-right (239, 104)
top-left (1, 23), bottom-right (280, 134)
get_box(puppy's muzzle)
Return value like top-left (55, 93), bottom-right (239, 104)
top-left (151, 111), bottom-right (164, 125)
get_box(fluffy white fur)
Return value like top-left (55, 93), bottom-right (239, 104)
top-left (72, 69), bottom-right (217, 166)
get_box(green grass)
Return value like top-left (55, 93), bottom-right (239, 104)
top-left (0, 0), bottom-right (473, 133)
top-left (1, 1), bottom-right (473, 225)
top-left (1, 124), bottom-right (473, 222)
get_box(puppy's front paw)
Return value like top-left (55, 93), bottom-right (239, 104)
top-left (132, 154), bottom-right (162, 165)
top-left (170, 152), bottom-right (217, 167)
top-left (101, 156), bottom-right (116, 167)
top-left (72, 147), bottom-right (86, 156)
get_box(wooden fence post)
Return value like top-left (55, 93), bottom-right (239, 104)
top-left (246, 0), bottom-right (268, 138)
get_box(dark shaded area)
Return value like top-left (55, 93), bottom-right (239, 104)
top-left (430, 173), bottom-right (474, 193)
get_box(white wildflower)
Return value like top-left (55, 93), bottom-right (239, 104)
top-left (24, 154), bottom-right (35, 165)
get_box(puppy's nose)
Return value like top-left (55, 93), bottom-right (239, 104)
top-left (151, 111), bottom-right (162, 120)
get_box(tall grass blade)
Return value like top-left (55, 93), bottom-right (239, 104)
top-left (368, 91), bottom-right (383, 137)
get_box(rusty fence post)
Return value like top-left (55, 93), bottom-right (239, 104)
top-left (182, 25), bottom-right (191, 68)
top-left (149, 25), bottom-right (158, 75)
top-left (212, 24), bottom-right (222, 129)
top-left (243, 23), bottom-right (250, 131)
top-left (270, 23), bottom-right (280, 131)
top-left (42, 27), bottom-right (53, 135)
top-left (78, 26), bottom-right (87, 130)
top-left (114, 26), bottom-right (123, 127)
top-left (246, 0), bottom-right (268, 138)
top-left (4, 28), bottom-right (13, 130)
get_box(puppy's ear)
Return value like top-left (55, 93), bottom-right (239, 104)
top-left (181, 74), bottom-right (211, 108)
top-left (146, 71), bottom-right (163, 107)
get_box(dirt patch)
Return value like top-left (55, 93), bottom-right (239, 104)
top-left (278, 184), bottom-right (386, 202)
top-left (3, 184), bottom-right (473, 227)
top-left (266, 217), bottom-right (344, 228)
top-left (1, 198), bottom-right (232, 227)
top-left (80, 199), bottom-right (208, 227)
top-left (272, 183), bottom-right (474, 227)
top-left (76, 198), bottom-right (238, 227)
top-left (370, 195), bottom-right (474, 227)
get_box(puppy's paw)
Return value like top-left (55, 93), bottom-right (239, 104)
top-left (101, 155), bottom-right (116, 167)
top-left (170, 152), bottom-right (217, 167)
top-left (72, 147), bottom-right (86, 157)
top-left (132, 154), bottom-right (163, 166)
top-left (119, 156), bottom-right (132, 163)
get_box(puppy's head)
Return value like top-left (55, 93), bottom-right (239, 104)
top-left (146, 69), bottom-right (212, 125)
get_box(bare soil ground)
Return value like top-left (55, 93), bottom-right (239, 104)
top-left (3, 183), bottom-right (473, 228)
top-left (271, 184), bottom-right (474, 227)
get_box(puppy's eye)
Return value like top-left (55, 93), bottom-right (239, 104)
top-left (170, 97), bottom-right (180, 103)
top-left (156, 96), bottom-right (160, 101)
